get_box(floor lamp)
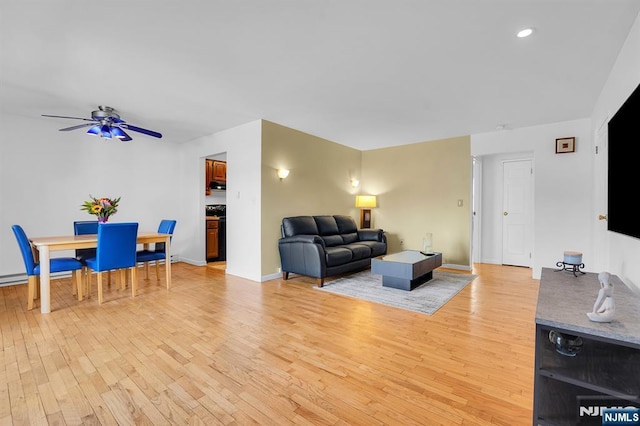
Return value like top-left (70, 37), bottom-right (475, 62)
top-left (355, 195), bottom-right (377, 228)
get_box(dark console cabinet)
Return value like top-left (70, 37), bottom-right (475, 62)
top-left (533, 268), bottom-right (640, 425)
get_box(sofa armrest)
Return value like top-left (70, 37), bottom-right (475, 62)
top-left (278, 234), bottom-right (325, 246)
top-left (357, 229), bottom-right (385, 242)
top-left (278, 235), bottom-right (327, 281)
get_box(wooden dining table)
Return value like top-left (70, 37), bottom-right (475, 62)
top-left (29, 232), bottom-right (172, 314)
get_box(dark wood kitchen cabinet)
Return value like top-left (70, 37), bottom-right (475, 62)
top-left (206, 219), bottom-right (219, 260)
top-left (212, 160), bottom-right (226, 182)
top-left (205, 159), bottom-right (214, 195)
top-left (205, 159), bottom-right (226, 195)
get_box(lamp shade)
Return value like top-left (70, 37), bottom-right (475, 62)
top-left (355, 195), bottom-right (377, 208)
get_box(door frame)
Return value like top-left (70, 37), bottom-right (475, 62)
top-left (593, 117), bottom-right (610, 271)
top-left (472, 157), bottom-right (482, 265)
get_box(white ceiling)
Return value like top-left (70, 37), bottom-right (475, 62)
top-left (2, 1), bottom-right (639, 150)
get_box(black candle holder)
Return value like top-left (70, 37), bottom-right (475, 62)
top-left (555, 260), bottom-right (585, 277)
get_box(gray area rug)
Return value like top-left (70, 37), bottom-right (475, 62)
top-left (316, 269), bottom-right (477, 315)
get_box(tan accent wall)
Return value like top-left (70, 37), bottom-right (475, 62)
top-left (361, 136), bottom-right (472, 266)
top-left (261, 121), bottom-right (362, 276)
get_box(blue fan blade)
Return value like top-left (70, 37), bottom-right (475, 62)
top-left (42, 114), bottom-right (94, 122)
top-left (121, 124), bottom-right (162, 138)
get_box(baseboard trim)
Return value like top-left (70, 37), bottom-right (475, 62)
top-left (0, 271), bottom-right (72, 287)
top-left (261, 272), bottom-right (281, 282)
top-left (177, 257), bottom-right (207, 267)
top-left (442, 263), bottom-right (472, 271)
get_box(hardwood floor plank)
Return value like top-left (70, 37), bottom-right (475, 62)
top-left (7, 378), bottom-right (29, 425)
top-left (196, 391), bottom-right (237, 423)
top-left (0, 262), bottom-right (539, 425)
top-left (0, 384), bottom-right (10, 421)
top-left (77, 375), bottom-right (119, 425)
top-left (289, 392), bottom-right (341, 426)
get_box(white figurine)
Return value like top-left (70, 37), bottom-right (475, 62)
top-left (586, 271), bottom-right (615, 323)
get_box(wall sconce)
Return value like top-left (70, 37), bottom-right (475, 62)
top-left (355, 195), bottom-right (377, 228)
top-left (277, 169), bottom-right (290, 180)
top-left (350, 178), bottom-right (360, 188)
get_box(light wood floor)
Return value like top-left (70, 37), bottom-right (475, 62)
top-left (0, 262), bottom-right (539, 425)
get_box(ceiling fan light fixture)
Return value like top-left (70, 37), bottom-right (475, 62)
top-left (110, 126), bottom-right (127, 139)
top-left (43, 106), bottom-right (162, 141)
top-left (86, 125), bottom-right (101, 136)
top-left (100, 125), bottom-right (112, 139)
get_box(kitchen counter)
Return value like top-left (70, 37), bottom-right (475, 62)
top-left (536, 267), bottom-right (640, 345)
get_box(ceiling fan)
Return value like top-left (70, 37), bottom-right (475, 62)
top-left (42, 106), bottom-right (162, 141)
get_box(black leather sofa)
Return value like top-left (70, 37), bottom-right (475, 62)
top-left (278, 215), bottom-right (387, 286)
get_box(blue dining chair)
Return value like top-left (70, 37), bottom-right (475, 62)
top-left (84, 222), bottom-right (139, 304)
top-left (136, 219), bottom-right (176, 284)
top-left (12, 224), bottom-right (84, 310)
top-left (73, 220), bottom-right (115, 292)
top-left (73, 220), bottom-right (98, 262)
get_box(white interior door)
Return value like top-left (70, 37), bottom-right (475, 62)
top-left (502, 159), bottom-right (533, 267)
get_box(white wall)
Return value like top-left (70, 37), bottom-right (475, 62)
top-left (472, 118), bottom-right (593, 279)
top-left (592, 11), bottom-right (640, 291)
top-left (178, 120), bottom-right (263, 282)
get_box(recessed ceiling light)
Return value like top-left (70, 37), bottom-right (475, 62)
top-left (517, 28), bottom-right (534, 38)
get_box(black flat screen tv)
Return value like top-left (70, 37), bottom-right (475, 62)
top-left (608, 82), bottom-right (640, 239)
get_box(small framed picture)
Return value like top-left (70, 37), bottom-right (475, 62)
top-left (555, 137), bottom-right (575, 154)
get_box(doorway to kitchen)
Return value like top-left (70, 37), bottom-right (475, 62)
top-left (204, 152), bottom-right (227, 268)
top-left (206, 204), bottom-right (226, 262)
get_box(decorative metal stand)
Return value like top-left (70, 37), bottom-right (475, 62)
top-left (555, 260), bottom-right (585, 277)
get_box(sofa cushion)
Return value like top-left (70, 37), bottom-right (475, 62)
top-left (322, 235), bottom-right (344, 247)
top-left (314, 216), bottom-right (340, 236)
top-left (324, 247), bottom-right (353, 266)
top-left (342, 232), bottom-right (358, 244)
top-left (343, 243), bottom-right (371, 261)
top-left (334, 215), bottom-right (358, 233)
top-left (282, 216), bottom-right (319, 238)
top-left (355, 241), bottom-right (387, 257)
